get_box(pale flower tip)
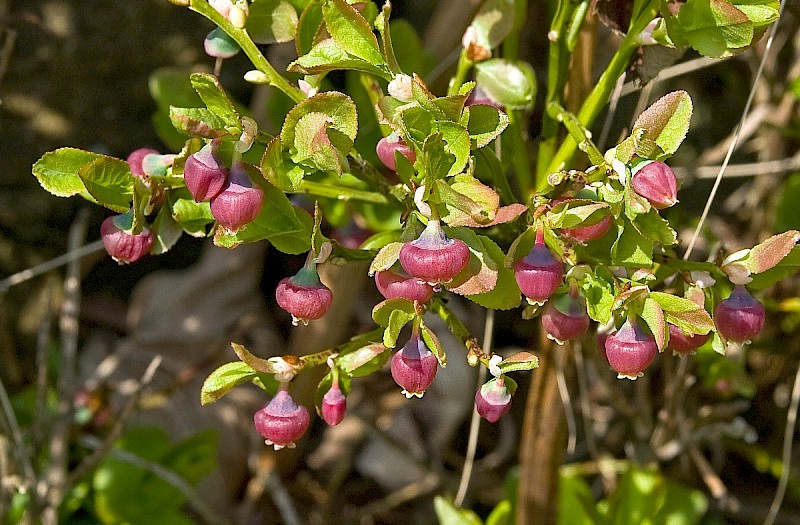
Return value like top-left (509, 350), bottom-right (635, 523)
top-left (291, 316), bottom-right (300, 327)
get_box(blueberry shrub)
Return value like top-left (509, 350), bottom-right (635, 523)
top-left (28, 0), bottom-right (799, 523)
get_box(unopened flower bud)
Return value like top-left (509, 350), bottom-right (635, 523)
top-left (631, 161), bottom-right (678, 210)
top-left (475, 377), bottom-right (512, 423)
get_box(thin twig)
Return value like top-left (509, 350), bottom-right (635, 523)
top-left (764, 359), bottom-right (800, 525)
top-left (684, 0), bottom-right (786, 260)
top-left (359, 472), bottom-right (440, 519)
top-left (0, 376), bottom-right (35, 485)
top-left (674, 154), bottom-right (800, 180)
top-left (265, 468), bottom-right (301, 525)
top-left (78, 434), bottom-right (232, 525)
top-left (65, 355), bottom-right (163, 487)
top-left (689, 447), bottom-right (730, 504)
top-left (555, 345), bottom-right (577, 455)
top-left (41, 209), bottom-right (89, 524)
top-left (597, 72), bottom-right (626, 151)
top-left (454, 309), bottom-right (494, 507)
top-left (619, 56), bottom-right (723, 97)
top-left (0, 240), bottom-right (105, 293)
top-left (572, 341), bottom-right (599, 460)
top-left (33, 285), bottom-right (54, 451)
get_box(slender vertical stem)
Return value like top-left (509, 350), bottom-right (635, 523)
top-left (502, 0), bottom-right (528, 62)
top-left (506, 110), bottom-right (533, 198)
top-left (447, 50), bottom-right (473, 96)
top-left (454, 309), bottom-right (495, 507)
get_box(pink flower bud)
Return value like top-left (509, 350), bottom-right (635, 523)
top-left (376, 133), bottom-right (416, 171)
top-left (375, 268), bottom-right (434, 303)
top-left (275, 266), bottom-right (333, 325)
top-left (667, 324), bottom-right (710, 356)
top-left (605, 319), bottom-right (658, 380)
top-left (399, 220), bottom-right (471, 285)
top-left (184, 142), bottom-right (228, 202)
top-left (631, 161), bottom-right (678, 210)
top-left (254, 387), bottom-right (310, 450)
top-left (204, 27), bottom-right (240, 59)
top-left (390, 333), bottom-right (438, 398)
top-left (514, 230), bottom-right (563, 305)
top-left (541, 291), bottom-right (590, 344)
top-left (714, 285), bottom-right (765, 343)
top-left (475, 377), bottom-right (512, 423)
top-left (554, 197), bottom-right (613, 243)
top-left (126, 148), bottom-right (159, 178)
top-left (100, 216), bottom-right (154, 264)
top-left (321, 382), bottom-right (346, 426)
top-left (210, 162), bottom-right (264, 232)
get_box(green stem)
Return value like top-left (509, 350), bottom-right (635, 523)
top-left (447, 50), bottom-right (473, 96)
top-left (190, 0), bottom-right (304, 103)
top-left (535, 0), bottom-right (579, 186)
top-left (505, 109), bottom-right (533, 200)
top-left (297, 180), bottom-right (390, 204)
top-left (545, 0), bottom-right (659, 176)
top-left (429, 298), bottom-right (489, 364)
top-left (502, 0), bottom-right (528, 61)
top-left (298, 328), bottom-right (385, 369)
top-left (546, 102), bottom-right (604, 166)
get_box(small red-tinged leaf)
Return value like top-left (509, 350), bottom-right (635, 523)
top-left (685, 286), bottom-right (706, 307)
top-left (632, 91), bottom-right (692, 158)
top-left (611, 284), bottom-right (650, 312)
top-left (742, 230), bottom-right (800, 274)
top-left (231, 342), bottom-right (276, 374)
top-left (369, 242), bottom-right (403, 274)
top-left (498, 351), bottom-right (539, 373)
top-left (642, 297), bottom-right (666, 351)
top-left (201, 361), bottom-right (257, 405)
top-left (445, 230), bottom-right (498, 296)
top-left (420, 320), bottom-right (447, 367)
top-left (452, 203), bottom-right (527, 228)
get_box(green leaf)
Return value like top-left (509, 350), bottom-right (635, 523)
top-left (169, 107), bottom-right (231, 138)
top-left (291, 112), bottom-right (350, 173)
top-left (474, 59), bottom-right (536, 110)
top-left (169, 189), bottom-right (215, 237)
top-left (466, 104), bottom-right (509, 148)
top-left (372, 298), bottom-right (416, 326)
top-left (32, 147), bottom-right (103, 198)
top-left (612, 221), bottom-right (653, 267)
top-left (389, 19), bottom-right (435, 75)
top-left (190, 73), bottom-right (240, 128)
top-left (558, 471), bottom-right (604, 525)
top-left (437, 178), bottom-right (494, 226)
top-left (296, 0), bottom-right (324, 55)
top-left (322, 0), bottom-right (385, 66)
top-left (420, 320), bottom-right (447, 365)
top-left (632, 91), bottom-right (693, 158)
top-left (581, 269), bottom-right (615, 324)
top-left (281, 91), bottom-right (358, 150)
top-left (78, 157), bottom-right (134, 213)
top-left (246, 0), bottom-right (298, 44)
top-left (650, 291), bottom-right (714, 335)
top-left (462, 235), bottom-right (521, 310)
top-left (201, 362), bottom-right (257, 405)
top-left (151, 204), bottom-right (183, 255)
top-left (486, 500), bottom-right (512, 525)
top-left (433, 496), bottom-right (483, 525)
top-left (733, 1), bottom-right (780, 29)
top-left (438, 121), bottom-right (471, 176)
top-left (383, 309), bottom-right (415, 348)
top-left (261, 137), bottom-right (305, 191)
top-left (338, 343), bottom-right (390, 377)
top-left (421, 133), bottom-right (456, 184)
top-left (642, 297), bottom-right (667, 351)
top-left (672, 0), bottom-right (753, 58)
top-left (548, 200), bottom-right (611, 229)
top-left (497, 351), bottom-right (539, 373)
top-left (369, 241), bottom-right (404, 274)
top-left (290, 37), bottom-right (391, 78)
top-left (632, 208), bottom-right (678, 246)
top-left (468, 0), bottom-right (516, 50)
